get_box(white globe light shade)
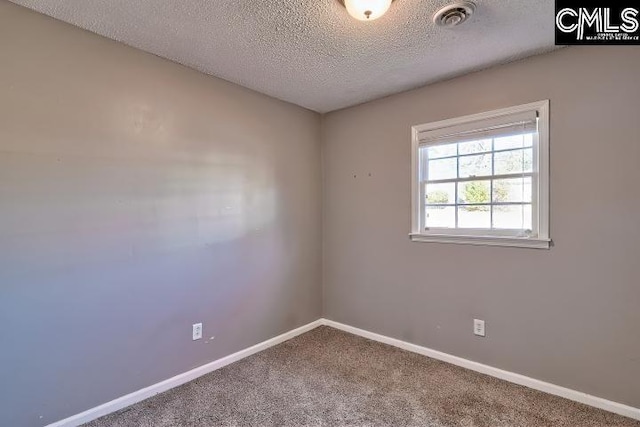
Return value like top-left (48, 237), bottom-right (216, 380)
top-left (343, 0), bottom-right (393, 21)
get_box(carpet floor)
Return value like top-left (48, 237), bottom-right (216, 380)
top-left (85, 326), bottom-right (639, 426)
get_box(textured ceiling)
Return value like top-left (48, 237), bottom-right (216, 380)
top-left (9, 0), bottom-right (558, 113)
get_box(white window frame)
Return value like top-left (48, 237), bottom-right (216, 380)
top-left (410, 100), bottom-right (550, 249)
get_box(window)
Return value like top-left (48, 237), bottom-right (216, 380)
top-left (410, 101), bottom-right (550, 249)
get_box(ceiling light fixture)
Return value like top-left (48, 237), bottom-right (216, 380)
top-left (339, 0), bottom-right (396, 22)
top-left (433, 1), bottom-right (476, 27)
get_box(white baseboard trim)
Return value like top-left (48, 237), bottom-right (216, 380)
top-left (46, 319), bottom-right (324, 427)
top-left (321, 318), bottom-right (640, 421)
top-left (46, 317), bottom-right (640, 426)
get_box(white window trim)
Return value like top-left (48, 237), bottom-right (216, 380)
top-left (410, 100), bottom-right (550, 249)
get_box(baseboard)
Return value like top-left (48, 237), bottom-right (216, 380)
top-left (46, 319), bottom-right (324, 427)
top-left (46, 317), bottom-right (640, 426)
top-left (320, 318), bottom-right (640, 421)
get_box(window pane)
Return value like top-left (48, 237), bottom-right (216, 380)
top-left (458, 205), bottom-right (490, 229)
top-left (524, 148), bottom-right (533, 172)
top-left (459, 154), bottom-right (492, 178)
top-left (427, 143), bottom-right (457, 159)
top-left (458, 180), bottom-right (491, 205)
top-left (524, 204), bottom-right (533, 231)
top-left (458, 139), bottom-right (492, 155)
top-left (493, 205), bottom-right (524, 229)
top-left (494, 149), bottom-right (524, 175)
top-left (524, 133), bottom-right (533, 147)
top-left (426, 206), bottom-right (455, 228)
top-left (494, 133), bottom-right (535, 150)
top-left (493, 178), bottom-right (532, 203)
top-left (426, 183), bottom-right (455, 205)
top-left (428, 157), bottom-right (457, 181)
top-left (494, 134), bottom-right (525, 151)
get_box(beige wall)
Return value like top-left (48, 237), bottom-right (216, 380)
top-left (323, 46), bottom-right (640, 408)
top-left (0, 2), bottom-right (322, 426)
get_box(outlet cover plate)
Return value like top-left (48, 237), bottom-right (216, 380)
top-left (192, 323), bottom-right (203, 341)
top-left (474, 319), bottom-right (485, 337)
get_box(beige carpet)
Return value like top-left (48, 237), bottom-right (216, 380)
top-left (85, 326), bottom-right (639, 426)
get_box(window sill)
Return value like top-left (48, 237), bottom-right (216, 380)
top-left (409, 233), bottom-right (551, 249)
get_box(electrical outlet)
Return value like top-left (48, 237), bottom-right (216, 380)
top-left (473, 319), bottom-right (485, 337)
top-left (192, 323), bottom-right (203, 341)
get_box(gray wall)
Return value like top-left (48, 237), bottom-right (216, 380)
top-left (2, 1), bottom-right (639, 425)
top-left (0, 3), bottom-right (322, 426)
top-left (323, 46), bottom-right (640, 408)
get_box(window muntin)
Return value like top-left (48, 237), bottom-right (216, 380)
top-left (410, 101), bottom-right (550, 248)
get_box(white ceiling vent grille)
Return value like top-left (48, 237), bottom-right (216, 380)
top-left (433, 1), bottom-right (476, 27)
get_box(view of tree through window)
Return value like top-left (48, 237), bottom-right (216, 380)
top-left (421, 134), bottom-right (534, 231)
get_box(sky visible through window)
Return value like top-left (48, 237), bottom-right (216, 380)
top-left (421, 133), bottom-right (534, 232)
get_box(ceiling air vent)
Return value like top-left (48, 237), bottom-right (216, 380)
top-left (433, 1), bottom-right (476, 27)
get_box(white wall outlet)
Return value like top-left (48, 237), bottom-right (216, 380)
top-left (473, 319), bottom-right (485, 337)
top-left (192, 323), bottom-right (203, 341)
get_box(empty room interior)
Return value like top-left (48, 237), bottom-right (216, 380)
top-left (1, 1), bottom-right (639, 426)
